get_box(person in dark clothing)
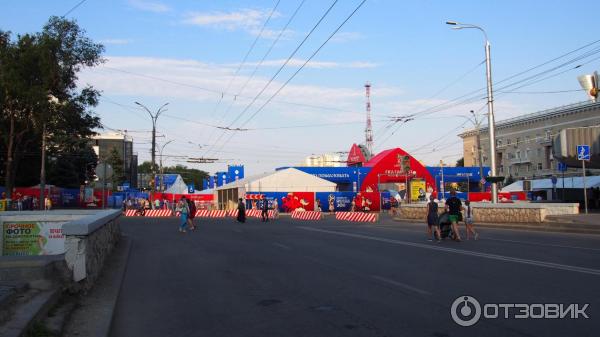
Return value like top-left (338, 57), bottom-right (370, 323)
top-left (261, 199), bottom-right (269, 222)
top-left (444, 190), bottom-right (463, 241)
top-left (186, 198), bottom-right (197, 230)
top-left (426, 195), bottom-right (440, 242)
top-left (237, 198), bottom-right (246, 223)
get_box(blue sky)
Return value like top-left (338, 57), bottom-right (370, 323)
top-left (2, 0), bottom-right (599, 175)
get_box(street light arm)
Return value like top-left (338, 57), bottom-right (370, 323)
top-left (135, 101), bottom-right (154, 119)
top-left (156, 102), bottom-right (169, 119)
top-left (446, 20), bottom-right (488, 42)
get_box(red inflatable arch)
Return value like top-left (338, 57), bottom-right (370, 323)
top-left (360, 147), bottom-right (436, 196)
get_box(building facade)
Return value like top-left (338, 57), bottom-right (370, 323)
top-left (91, 133), bottom-right (138, 188)
top-left (459, 100), bottom-right (600, 179)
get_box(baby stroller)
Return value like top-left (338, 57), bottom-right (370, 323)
top-left (437, 211), bottom-right (454, 239)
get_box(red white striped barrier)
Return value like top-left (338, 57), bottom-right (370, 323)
top-left (124, 210), bottom-right (137, 216)
top-left (246, 209), bottom-right (261, 217)
top-left (124, 209), bottom-right (174, 217)
top-left (245, 194), bottom-right (264, 200)
top-left (335, 212), bottom-right (378, 223)
top-left (291, 211), bottom-right (322, 221)
top-left (194, 210), bottom-right (227, 218)
top-left (228, 210), bottom-right (238, 217)
top-left (144, 209), bottom-right (173, 217)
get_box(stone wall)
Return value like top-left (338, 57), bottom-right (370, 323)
top-left (472, 206), bottom-right (545, 223)
top-left (396, 202), bottom-right (578, 223)
top-left (63, 210), bottom-right (121, 292)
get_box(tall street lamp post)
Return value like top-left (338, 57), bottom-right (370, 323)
top-left (159, 140), bottom-right (174, 192)
top-left (447, 21), bottom-right (499, 203)
top-left (134, 102), bottom-right (169, 203)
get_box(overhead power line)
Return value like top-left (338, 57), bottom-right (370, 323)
top-left (62, 0), bottom-right (89, 17)
top-left (208, 0), bottom-right (369, 157)
top-left (203, 0), bottom-right (342, 157)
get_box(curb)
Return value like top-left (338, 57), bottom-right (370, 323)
top-left (0, 288), bottom-right (60, 337)
top-left (62, 236), bottom-right (132, 337)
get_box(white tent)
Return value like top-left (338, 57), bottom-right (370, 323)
top-left (502, 176), bottom-right (600, 192)
top-left (214, 168), bottom-right (337, 209)
top-left (245, 168), bottom-right (337, 192)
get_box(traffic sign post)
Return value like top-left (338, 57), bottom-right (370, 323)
top-left (577, 145), bottom-right (590, 214)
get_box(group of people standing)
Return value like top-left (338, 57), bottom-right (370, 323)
top-left (175, 196), bottom-right (197, 233)
top-left (426, 190), bottom-right (478, 242)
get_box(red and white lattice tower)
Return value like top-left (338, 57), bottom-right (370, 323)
top-left (364, 82), bottom-right (373, 156)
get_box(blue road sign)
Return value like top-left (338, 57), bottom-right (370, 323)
top-left (577, 145), bottom-right (590, 160)
top-left (557, 162), bottom-right (568, 172)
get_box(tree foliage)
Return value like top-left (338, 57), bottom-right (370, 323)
top-left (138, 161), bottom-right (209, 189)
top-left (0, 17), bottom-right (104, 196)
top-left (455, 157), bottom-right (464, 167)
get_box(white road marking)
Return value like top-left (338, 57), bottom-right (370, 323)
top-left (273, 243), bottom-right (291, 250)
top-left (298, 226), bottom-right (600, 277)
top-left (483, 237), bottom-right (600, 252)
top-left (371, 275), bottom-right (431, 296)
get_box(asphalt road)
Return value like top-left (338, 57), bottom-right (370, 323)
top-left (110, 214), bottom-right (600, 337)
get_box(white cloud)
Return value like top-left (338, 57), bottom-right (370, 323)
top-left (99, 39), bottom-right (133, 45)
top-left (129, 0), bottom-right (170, 13)
top-left (182, 8), bottom-right (284, 37)
top-left (237, 58), bottom-right (378, 69)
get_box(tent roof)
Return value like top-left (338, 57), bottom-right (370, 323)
top-left (215, 172), bottom-right (273, 191)
top-left (216, 168), bottom-right (337, 192)
top-left (502, 176), bottom-right (600, 192)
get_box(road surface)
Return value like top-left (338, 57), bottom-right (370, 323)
top-left (110, 214), bottom-right (600, 337)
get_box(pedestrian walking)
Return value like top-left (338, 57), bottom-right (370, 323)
top-left (444, 190), bottom-right (463, 241)
top-left (176, 197), bottom-right (189, 233)
top-left (44, 197), bottom-right (52, 211)
top-left (187, 198), bottom-right (197, 230)
top-left (261, 199), bottom-right (269, 222)
top-left (17, 197), bottom-right (23, 211)
top-left (272, 199), bottom-right (279, 219)
top-left (328, 195), bottom-right (335, 214)
top-left (464, 200), bottom-right (479, 240)
top-left (316, 199), bottom-right (322, 212)
top-left (426, 195), bottom-right (441, 242)
top-left (237, 198), bottom-right (246, 223)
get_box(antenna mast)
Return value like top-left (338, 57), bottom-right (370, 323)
top-left (365, 82), bottom-right (373, 156)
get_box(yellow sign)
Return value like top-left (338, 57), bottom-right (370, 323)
top-left (410, 179), bottom-right (426, 201)
top-left (0, 200), bottom-right (6, 212)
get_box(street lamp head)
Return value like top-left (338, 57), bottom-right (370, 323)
top-left (446, 21), bottom-right (458, 25)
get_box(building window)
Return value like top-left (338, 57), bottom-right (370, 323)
top-left (500, 165), bottom-right (504, 173)
top-left (526, 149), bottom-right (531, 159)
top-left (516, 137), bottom-right (521, 146)
top-left (537, 163), bottom-right (542, 170)
top-left (507, 139), bottom-right (511, 146)
top-left (516, 150), bottom-right (521, 160)
top-left (526, 136), bottom-right (530, 144)
top-left (537, 148), bottom-right (542, 157)
top-left (526, 164), bottom-right (530, 172)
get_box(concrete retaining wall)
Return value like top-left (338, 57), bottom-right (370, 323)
top-left (0, 209), bottom-right (121, 292)
top-left (397, 202), bottom-right (579, 223)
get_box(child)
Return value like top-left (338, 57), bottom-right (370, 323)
top-left (464, 200), bottom-right (479, 240)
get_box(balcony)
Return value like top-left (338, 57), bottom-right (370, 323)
top-left (510, 157), bottom-right (532, 164)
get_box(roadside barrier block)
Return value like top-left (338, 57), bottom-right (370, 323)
top-left (335, 212), bottom-right (378, 223)
top-left (291, 211), bottom-right (322, 221)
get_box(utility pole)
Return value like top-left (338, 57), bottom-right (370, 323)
top-left (135, 102), bottom-right (169, 204)
top-left (159, 140), bottom-right (174, 192)
top-left (470, 110), bottom-right (485, 190)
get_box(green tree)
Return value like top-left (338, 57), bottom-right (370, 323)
top-left (139, 161), bottom-right (209, 190)
top-left (455, 157), bottom-right (464, 167)
top-left (106, 148), bottom-right (126, 190)
top-left (0, 17), bottom-right (103, 197)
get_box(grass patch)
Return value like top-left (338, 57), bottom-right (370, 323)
top-left (24, 321), bottom-right (56, 337)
